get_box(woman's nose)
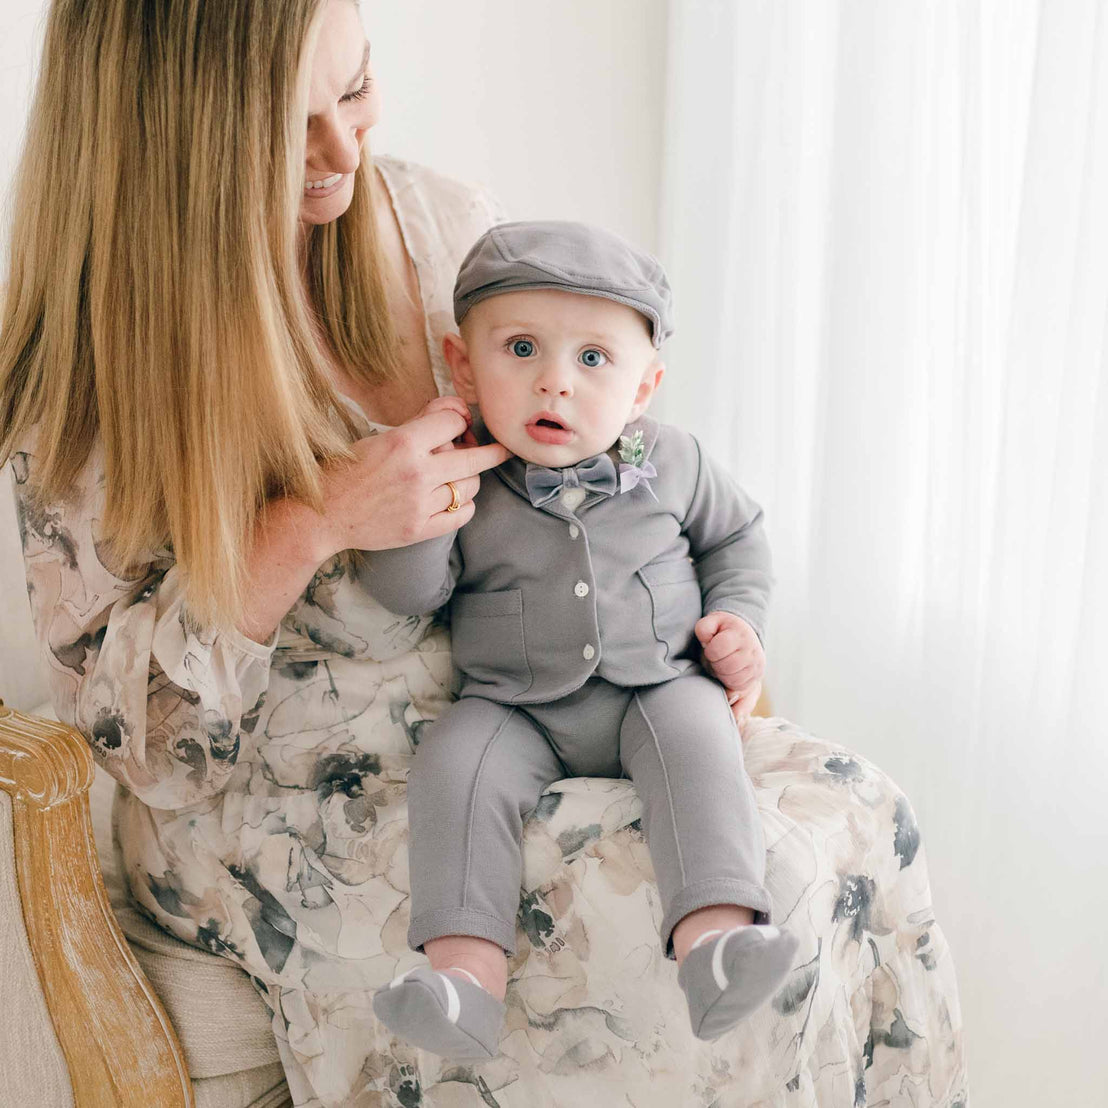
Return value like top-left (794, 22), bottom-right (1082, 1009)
top-left (307, 114), bottom-right (365, 176)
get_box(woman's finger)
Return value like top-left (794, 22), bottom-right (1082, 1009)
top-left (420, 394), bottom-right (471, 419)
top-left (430, 440), bottom-right (511, 479)
top-left (437, 475), bottom-right (480, 514)
top-left (402, 405), bottom-right (471, 451)
top-left (423, 498), bottom-right (477, 538)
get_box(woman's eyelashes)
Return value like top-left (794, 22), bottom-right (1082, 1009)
top-left (341, 74), bottom-right (373, 103)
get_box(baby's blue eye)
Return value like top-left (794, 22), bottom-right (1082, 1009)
top-left (580, 348), bottom-right (607, 368)
top-left (511, 339), bottom-right (536, 357)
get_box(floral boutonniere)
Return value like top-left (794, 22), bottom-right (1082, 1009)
top-left (618, 429), bottom-right (658, 500)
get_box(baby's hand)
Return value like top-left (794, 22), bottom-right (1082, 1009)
top-left (694, 611), bottom-right (765, 722)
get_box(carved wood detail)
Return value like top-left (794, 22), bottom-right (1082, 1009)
top-left (0, 704), bottom-right (94, 806)
top-left (0, 702), bottom-right (194, 1107)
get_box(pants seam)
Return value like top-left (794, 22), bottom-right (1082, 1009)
top-left (461, 707), bottom-right (518, 910)
top-left (633, 690), bottom-right (686, 886)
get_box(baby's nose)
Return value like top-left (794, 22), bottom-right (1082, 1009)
top-left (536, 364), bottom-right (574, 397)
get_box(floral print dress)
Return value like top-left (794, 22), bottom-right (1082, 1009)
top-left (11, 155), bottom-right (968, 1107)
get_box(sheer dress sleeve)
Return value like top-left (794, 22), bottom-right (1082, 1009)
top-left (10, 444), bottom-right (278, 809)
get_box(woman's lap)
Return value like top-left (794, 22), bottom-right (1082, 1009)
top-left (239, 715), bottom-right (967, 1107)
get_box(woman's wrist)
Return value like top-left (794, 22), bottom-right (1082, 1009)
top-left (235, 496), bottom-right (336, 644)
top-left (274, 495), bottom-right (341, 566)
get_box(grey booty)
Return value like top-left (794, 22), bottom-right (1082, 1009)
top-left (677, 924), bottom-right (799, 1041)
top-left (372, 966), bottom-right (505, 1060)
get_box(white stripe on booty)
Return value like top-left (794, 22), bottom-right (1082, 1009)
top-left (389, 967), bottom-right (416, 988)
top-left (711, 925), bottom-right (783, 991)
top-left (689, 928), bottom-right (725, 954)
top-left (711, 928), bottom-right (739, 991)
top-left (437, 973), bottom-right (461, 1024)
top-left (445, 967), bottom-right (484, 989)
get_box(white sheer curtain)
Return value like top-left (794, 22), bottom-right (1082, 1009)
top-left (657, 1), bottom-right (1107, 1103)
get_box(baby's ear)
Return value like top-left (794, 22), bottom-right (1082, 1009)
top-left (442, 332), bottom-right (479, 404)
top-left (629, 361), bottom-right (665, 420)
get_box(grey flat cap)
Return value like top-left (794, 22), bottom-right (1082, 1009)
top-left (453, 220), bottom-right (674, 348)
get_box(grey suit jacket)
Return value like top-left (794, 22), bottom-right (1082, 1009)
top-left (363, 417), bottom-right (772, 705)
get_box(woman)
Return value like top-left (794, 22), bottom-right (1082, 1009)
top-left (1, 1), bottom-right (966, 1105)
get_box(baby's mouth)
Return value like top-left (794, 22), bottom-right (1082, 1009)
top-left (526, 413), bottom-right (574, 445)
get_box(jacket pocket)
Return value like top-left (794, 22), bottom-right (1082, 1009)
top-left (450, 589), bottom-right (532, 696)
top-left (637, 559), bottom-right (702, 667)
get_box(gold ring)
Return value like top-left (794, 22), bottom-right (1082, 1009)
top-left (445, 480), bottom-right (461, 513)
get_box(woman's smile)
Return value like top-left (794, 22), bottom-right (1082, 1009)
top-left (303, 172), bottom-right (346, 198)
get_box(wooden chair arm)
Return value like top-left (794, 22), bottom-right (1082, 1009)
top-left (0, 701), bottom-right (193, 1107)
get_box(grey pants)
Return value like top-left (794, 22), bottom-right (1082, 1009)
top-left (406, 672), bottom-right (772, 959)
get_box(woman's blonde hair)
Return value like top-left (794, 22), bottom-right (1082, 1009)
top-left (0, 0), bottom-right (399, 629)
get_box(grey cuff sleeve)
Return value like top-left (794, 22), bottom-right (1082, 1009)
top-left (358, 533), bottom-right (457, 616)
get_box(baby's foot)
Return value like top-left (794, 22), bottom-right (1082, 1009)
top-left (372, 965), bottom-right (505, 1060)
top-left (677, 924), bottom-right (799, 1040)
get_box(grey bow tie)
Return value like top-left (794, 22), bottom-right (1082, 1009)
top-left (524, 453), bottom-right (618, 508)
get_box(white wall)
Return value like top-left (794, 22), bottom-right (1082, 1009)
top-left (0, 0), bottom-right (48, 710)
top-left (367, 0), bottom-right (668, 250)
top-left (0, 2), bottom-right (45, 257)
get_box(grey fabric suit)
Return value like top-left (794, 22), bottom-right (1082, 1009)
top-left (365, 416), bottom-right (775, 957)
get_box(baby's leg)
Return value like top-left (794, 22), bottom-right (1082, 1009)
top-left (619, 674), bottom-right (771, 946)
top-left (424, 934), bottom-right (508, 999)
top-left (619, 674), bottom-right (797, 1038)
top-left (672, 903), bottom-right (755, 962)
top-left (405, 697), bottom-right (565, 962)
top-left (374, 697), bottom-right (564, 1059)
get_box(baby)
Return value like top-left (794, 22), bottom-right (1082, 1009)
top-left (367, 221), bottom-right (798, 1059)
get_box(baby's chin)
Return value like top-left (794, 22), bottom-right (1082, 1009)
top-left (507, 445), bottom-right (581, 467)
top-left (503, 433), bottom-right (615, 469)
top-left (484, 417), bottom-right (633, 467)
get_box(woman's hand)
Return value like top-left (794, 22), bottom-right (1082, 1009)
top-left (314, 395), bottom-right (510, 558)
top-left (235, 397), bottom-right (506, 645)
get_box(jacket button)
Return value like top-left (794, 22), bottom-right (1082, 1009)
top-left (574, 581), bottom-right (589, 598)
top-left (569, 524), bottom-right (580, 539)
top-left (582, 644), bottom-right (595, 660)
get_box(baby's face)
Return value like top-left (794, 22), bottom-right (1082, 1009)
top-left (451, 289), bottom-right (664, 467)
